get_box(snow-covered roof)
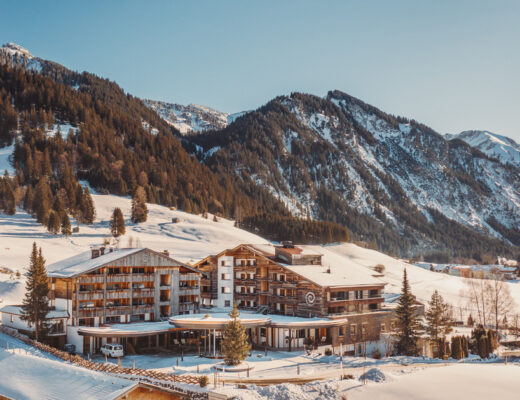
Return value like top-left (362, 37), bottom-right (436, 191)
top-left (169, 312), bottom-right (346, 329)
top-left (0, 350), bottom-right (137, 400)
top-left (0, 305), bottom-right (68, 319)
top-left (46, 248), bottom-right (143, 278)
top-left (46, 247), bottom-right (195, 278)
top-left (79, 321), bottom-right (173, 337)
top-left (281, 245), bottom-right (384, 288)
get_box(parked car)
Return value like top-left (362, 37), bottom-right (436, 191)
top-left (100, 344), bottom-right (124, 358)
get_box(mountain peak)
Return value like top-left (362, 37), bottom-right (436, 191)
top-left (448, 130), bottom-right (520, 167)
top-left (0, 42), bottom-right (41, 71)
top-left (3, 43), bottom-right (33, 57)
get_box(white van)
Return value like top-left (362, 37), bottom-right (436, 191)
top-left (100, 344), bottom-right (124, 358)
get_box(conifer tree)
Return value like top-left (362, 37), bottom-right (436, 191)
top-left (131, 186), bottom-right (148, 223)
top-left (425, 290), bottom-right (454, 341)
top-left (221, 302), bottom-right (251, 366)
top-left (23, 185), bottom-right (34, 213)
top-left (47, 210), bottom-right (60, 234)
top-left (80, 186), bottom-right (95, 224)
top-left (61, 213), bottom-right (72, 237)
top-left (394, 269), bottom-right (421, 356)
top-left (34, 179), bottom-right (52, 225)
top-left (110, 207), bottom-right (126, 237)
top-left (52, 196), bottom-right (66, 221)
top-left (21, 243), bottom-right (50, 342)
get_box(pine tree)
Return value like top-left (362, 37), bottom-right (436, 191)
top-left (47, 210), bottom-right (60, 234)
top-left (34, 179), bottom-right (52, 225)
top-left (221, 303), bottom-right (251, 366)
top-left (23, 185), bottom-right (34, 213)
top-left (131, 186), bottom-right (148, 223)
top-left (21, 243), bottom-right (50, 342)
top-left (61, 213), bottom-right (72, 236)
top-left (80, 186), bottom-right (95, 224)
top-left (110, 207), bottom-right (126, 237)
top-left (394, 269), bottom-right (421, 356)
top-left (425, 290), bottom-right (454, 341)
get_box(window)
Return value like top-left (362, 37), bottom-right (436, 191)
top-left (380, 323), bottom-right (386, 332)
top-left (225, 300), bottom-right (231, 307)
top-left (132, 283), bottom-right (145, 289)
top-left (220, 260), bottom-right (225, 266)
top-left (221, 273), bottom-right (231, 280)
top-left (339, 325), bottom-right (345, 336)
top-left (132, 267), bottom-right (145, 274)
top-left (221, 287), bottom-right (231, 294)
top-left (108, 267), bottom-right (121, 274)
top-left (260, 328), bottom-right (266, 337)
top-left (78, 319), bottom-right (86, 326)
top-left (350, 324), bottom-right (357, 336)
top-left (105, 316), bottom-right (119, 324)
top-left (296, 329), bottom-right (306, 339)
top-left (131, 314), bottom-right (145, 322)
top-left (362, 323), bottom-right (368, 335)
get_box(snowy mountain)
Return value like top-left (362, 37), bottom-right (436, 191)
top-left (143, 100), bottom-right (246, 135)
top-left (0, 43), bottom-right (42, 72)
top-left (184, 91), bottom-right (520, 257)
top-left (446, 130), bottom-right (520, 168)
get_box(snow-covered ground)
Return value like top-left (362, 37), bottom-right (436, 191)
top-left (0, 192), bottom-right (268, 304)
top-left (323, 243), bottom-right (520, 319)
top-left (217, 363), bottom-right (520, 400)
top-left (0, 348), bottom-right (136, 400)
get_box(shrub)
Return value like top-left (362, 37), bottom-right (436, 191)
top-left (324, 347), bottom-right (333, 356)
top-left (199, 375), bottom-right (209, 387)
top-left (374, 264), bottom-right (385, 274)
top-left (372, 348), bottom-right (382, 359)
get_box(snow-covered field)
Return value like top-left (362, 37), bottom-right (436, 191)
top-left (0, 192), bottom-right (268, 304)
top-left (218, 363), bottom-right (520, 400)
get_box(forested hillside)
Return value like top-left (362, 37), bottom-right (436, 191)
top-left (0, 58), bottom-right (349, 244)
top-left (183, 91), bottom-right (520, 261)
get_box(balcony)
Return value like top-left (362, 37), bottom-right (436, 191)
top-left (76, 308), bottom-right (104, 318)
top-left (180, 273), bottom-right (199, 281)
top-left (131, 274), bottom-right (155, 283)
top-left (105, 307), bottom-right (131, 317)
top-left (106, 274), bottom-right (132, 283)
top-left (179, 303), bottom-right (197, 312)
top-left (105, 290), bottom-right (131, 300)
top-left (132, 288), bottom-right (155, 298)
top-left (132, 305), bottom-right (154, 314)
top-left (77, 291), bottom-right (104, 301)
top-left (78, 275), bottom-right (104, 284)
top-left (234, 279), bottom-right (256, 286)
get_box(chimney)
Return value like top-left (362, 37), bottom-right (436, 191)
top-left (163, 250), bottom-right (170, 257)
top-left (91, 248), bottom-right (100, 259)
top-left (108, 247), bottom-right (114, 253)
top-left (100, 247), bottom-right (105, 256)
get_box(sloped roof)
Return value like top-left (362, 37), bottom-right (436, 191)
top-left (46, 248), bottom-right (199, 278)
top-left (0, 305), bottom-right (68, 319)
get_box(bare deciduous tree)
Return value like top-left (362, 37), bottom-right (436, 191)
top-left (487, 274), bottom-right (515, 333)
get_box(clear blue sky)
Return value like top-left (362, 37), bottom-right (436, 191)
top-left (2, 0), bottom-right (519, 140)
